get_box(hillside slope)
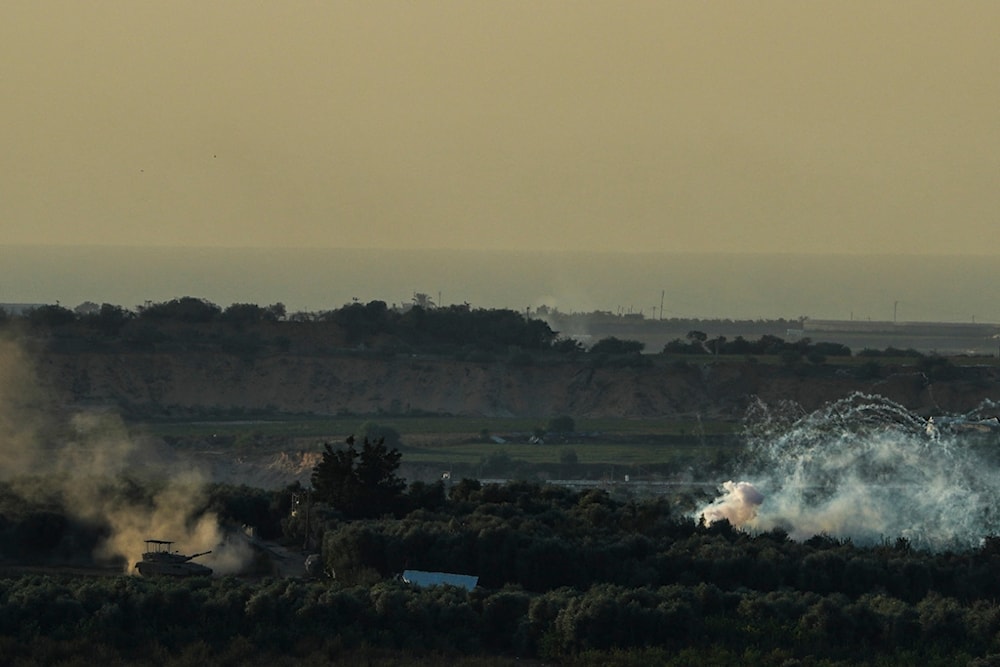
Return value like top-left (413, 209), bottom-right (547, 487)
top-left (35, 351), bottom-right (1000, 420)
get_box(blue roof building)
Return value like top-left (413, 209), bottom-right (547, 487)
top-left (401, 570), bottom-right (478, 591)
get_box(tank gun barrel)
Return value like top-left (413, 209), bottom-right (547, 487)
top-left (186, 550), bottom-right (212, 561)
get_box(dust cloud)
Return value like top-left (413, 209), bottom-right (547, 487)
top-left (0, 338), bottom-right (250, 573)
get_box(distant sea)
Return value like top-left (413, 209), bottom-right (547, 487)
top-left (1, 246), bottom-right (998, 323)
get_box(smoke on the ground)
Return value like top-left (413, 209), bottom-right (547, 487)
top-left (0, 338), bottom-right (250, 573)
top-left (699, 392), bottom-right (1000, 550)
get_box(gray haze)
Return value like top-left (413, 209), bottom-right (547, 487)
top-left (2, 3), bottom-right (998, 255)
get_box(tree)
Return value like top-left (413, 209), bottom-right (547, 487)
top-left (359, 422), bottom-right (402, 449)
top-left (329, 301), bottom-right (391, 344)
top-left (547, 415), bottom-right (575, 434)
top-left (685, 330), bottom-right (709, 354)
top-left (405, 480), bottom-right (446, 513)
top-left (311, 436), bottom-right (405, 519)
top-left (552, 337), bottom-right (584, 355)
top-left (28, 304), bottom-right (76, 327)
top-left (265, 302), bottom-right (286, 321)
top-left (139, 297), bottom-right (221, 323)
top-left (707, 336), bottom-right (726, 355)
top-left (589, 337), bottom-right (644, 355)
top-left (86, 303), bottom-right (132, 336)
top-left (73, 301), bottom-right (101, 316)
top-left (412, 292), bottom-right (436, 309)
top-left (221, 303), bottom-right (269, 326)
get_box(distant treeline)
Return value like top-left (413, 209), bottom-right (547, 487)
top-left (4, 298), bottom-right (565, 357)
top-left (662, 332), bottom-right (850, 359)
top-left (2, 297), bottom-right (959, 361)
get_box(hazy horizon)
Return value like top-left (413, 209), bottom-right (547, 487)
top-left (3, 4), bottom-right (997, 323)
top-left (3, 3), bottom-right (998, 256)
top-left (4, 245), bottom-right (999, 324)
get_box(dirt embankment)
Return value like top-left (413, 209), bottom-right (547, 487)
top-left (33, 351), bottom-right (1000, 420)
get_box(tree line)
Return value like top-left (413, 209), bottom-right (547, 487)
top-left (7, 466), bottom-right (1000, 664)
top-left (5, 297), bottom-right (571, 357)
top-left (7, 298), bottom-right (968, 364)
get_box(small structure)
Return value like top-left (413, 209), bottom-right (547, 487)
top-left (401, 569), bottom-right (478, 591)
top-left (304, 554), bottom-right (324, 578)
top-left (134, 539), bottom-right (212, 577)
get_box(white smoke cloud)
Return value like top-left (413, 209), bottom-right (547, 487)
top-left (700, 481), bottom-right (764, 526)
top-left (699, 392), bottom-right (1000, 550)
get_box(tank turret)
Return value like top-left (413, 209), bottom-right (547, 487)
top-left (135, 539), bottom-right (213, 577)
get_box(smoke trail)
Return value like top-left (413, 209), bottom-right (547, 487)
top-left (0, 339), bottom-right (250, 573)
top-left (699, 392), bottom-right (1000, 550)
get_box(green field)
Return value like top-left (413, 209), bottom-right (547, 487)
top-left (400, 440), bottom-right (736, 467)
top-left (141, 415), bottom-right (739, 439)
top-left (139, 414), bottom-right (743, 471)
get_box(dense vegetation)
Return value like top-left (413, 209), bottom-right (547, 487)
top-left (6, 468), bottom-right (1000, 665)
top-left (8, 298), bottom-right (568, 358)
top-left (310, 437), bottom-right (407, 519)
top-left (663, 330), bottom-right (851, 361)
top-left (3, 300), bottom-right (998, 663)
top-left (6, 296), bottom-right (958, 365)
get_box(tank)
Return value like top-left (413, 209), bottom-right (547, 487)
top-left (134, 539), bottom-right (213, 577)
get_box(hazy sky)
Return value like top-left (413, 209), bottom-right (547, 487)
top-left (2, 2), bottom-right (998, 254)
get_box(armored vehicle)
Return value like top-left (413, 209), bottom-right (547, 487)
top-left (134, 539), bottom-right (212, 577)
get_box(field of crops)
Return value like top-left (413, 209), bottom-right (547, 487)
top-left (142, 414), bottom-right (738, 438)
top-left (140, 414), bottom-right (743, 472)
top-left (400, 439), bottom-right (736, 468)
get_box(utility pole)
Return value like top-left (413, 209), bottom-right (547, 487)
top-left (660, 290), bottom-right (665, 321)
